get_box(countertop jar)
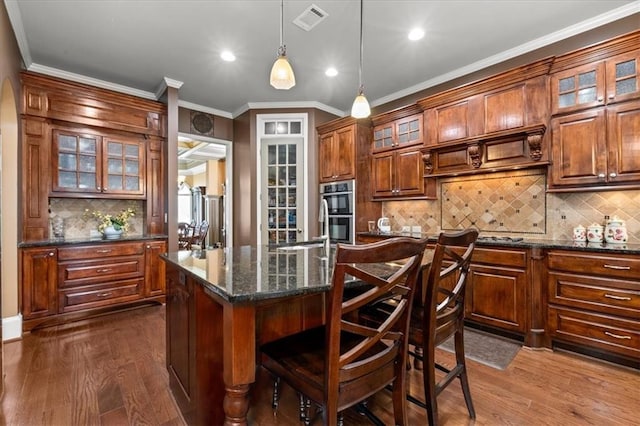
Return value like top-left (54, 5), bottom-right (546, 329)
top-left (605, 217), bottom-right (628, 244)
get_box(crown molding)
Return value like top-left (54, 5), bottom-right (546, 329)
top-left (4, 0), bottom-right (32, 67)
top-left (236, 101), bottom-right (344, 118)
top-left (178, 100), bottom-right (233, 119)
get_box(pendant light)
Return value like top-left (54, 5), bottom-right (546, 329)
top-left (351, 0), bottom-right (370, 118)
top-left (270, 0), bottom-right (296, 90)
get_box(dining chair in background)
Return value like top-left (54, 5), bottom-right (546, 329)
top-left (260, 237), bottom-right (430, 425)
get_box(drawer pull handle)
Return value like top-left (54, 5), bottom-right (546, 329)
top-left (96, 249), bottom-right (112, 254)
top-left (96, 268), bottom-right (113, 273)
top-left (604, 331), bottom-right (631, 340)
top-left (96, 292), bottom-right (112, 298)
top-left (604, 294), bottom-right (631, 301)
top-left (603, 264), bottom-right (630, 270)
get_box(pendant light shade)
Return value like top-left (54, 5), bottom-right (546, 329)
top-left (351, 86), bottom-right (371, 118)
top-left (351, 0), bottom-right (370, 118)
top-left (270, 0), bottom-right (295, 90)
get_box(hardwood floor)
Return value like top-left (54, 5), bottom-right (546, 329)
top-left (1, 305), bottom-right (638, 425)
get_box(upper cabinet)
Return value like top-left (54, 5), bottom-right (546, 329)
top-left (418, 59), bottom-right (552, 177)
top-left (551, 50), bottom-right (640, 115)
top-left (52, 127), bottom-right (145, 198)
top-left (548, 32), bottom-right (640, 191)
top-left (318, 124), bottom-right (356, 183)
top-left (372, 113), bottom-right (423, 152)
top-left (20, 72), bottom-right (167, 241)
top-left (370, 105), bottom-right (433, 200)
top-left (22, 72), bottom-right (166, 137)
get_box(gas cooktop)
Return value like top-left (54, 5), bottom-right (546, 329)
top-left (477, 236), bottom-right (524, 242)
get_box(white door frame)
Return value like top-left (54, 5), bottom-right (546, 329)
top-left (178, 132), bottom-right (233, 248)
top-left (256, 113), bottom-right (309, 246)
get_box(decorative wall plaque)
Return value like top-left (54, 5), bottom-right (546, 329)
top-left (190, 111), bottom-right (214, 136)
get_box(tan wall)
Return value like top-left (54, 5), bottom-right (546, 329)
top-left (1, 1), bottom-right (24, 319)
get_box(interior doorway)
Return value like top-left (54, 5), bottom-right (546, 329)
top-left (177, 133), bottom-right (233, 248)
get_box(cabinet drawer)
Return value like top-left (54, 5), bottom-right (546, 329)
top-left (58, 279), bottom-right (143, 313)
top-left (548, 251), bottom-right (640, 280)
top-left (548, 271), bottom-right (640, 318)
top-left (548, 306), bottom-right (640, 360)
top-left (59, 256), bottom-right (144, 287)
top-left (58, 242), bottom-right (145, 261)
top-left (471, 247), bottom-right (527, 268)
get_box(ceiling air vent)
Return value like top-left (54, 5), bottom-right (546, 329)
top-left (293, 4), bottom-right (328, 31)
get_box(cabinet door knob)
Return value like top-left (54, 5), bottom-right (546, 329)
top-left (609, 172), bottom-right (617, 178)
top-left (598, 173), bottom-right (606, 178)
top-left (49, 252), bottom-right (55, 257)
top-left (597, 97), bottom-right (604, 102)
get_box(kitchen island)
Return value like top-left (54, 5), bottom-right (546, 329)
top-left (161, 244), bottom-right (433, 425)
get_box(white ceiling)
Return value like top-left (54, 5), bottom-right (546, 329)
top-left (6, 0), bottom-right (639, 120)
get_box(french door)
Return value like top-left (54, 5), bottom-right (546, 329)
top-left (258, 114), bottom-right (307, 245)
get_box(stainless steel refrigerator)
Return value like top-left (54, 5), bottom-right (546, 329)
top-left (204, 195), bottom-right (225, 248)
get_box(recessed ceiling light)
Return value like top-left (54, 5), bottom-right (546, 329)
top-left (408, 28), bottom-right (424, 41)
top-left (325, 67), bottom-right (338, 77)
top-left (220, 51), bottom-right (236, 62)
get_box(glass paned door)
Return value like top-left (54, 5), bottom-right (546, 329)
top-left (52, 130), bottom-right (100, 193)
top-left (102, 138), bottom-right (145, 196)
top-left (263, 139), bottom-right (303, 245)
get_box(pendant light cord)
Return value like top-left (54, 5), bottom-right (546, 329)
top-left (358, 0), bottom-right (364, 92)
top-left (279, 0), bottom-right (285, 55)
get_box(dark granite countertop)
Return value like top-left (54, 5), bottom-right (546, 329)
top-left (161, 244), bottom-right (434, 304)
top-left (357, 232), bottom-right (640, 255)
top-left (162, 245), bottom-right (336, 303)
top-left (18, 234), bottom-right (168, 248)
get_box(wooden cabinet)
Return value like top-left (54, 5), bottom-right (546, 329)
top-left (548, 37), bottom-right (640, 191)
top-left (317, 117), bottom-right (380, 233)
top-left (372, 146), bottom-right (424, 199)
top-left (21, 247), bottom-right (58, 319)
top-left (551, 50), bottom-right (640, 115)
top-left (547, 250), bottom-right (640, 364)
top-left (318, 124), bottom-right (356, 182)
top-left (465, 246), bottom-right (529, 334)
top-left (20, 72), bottom-right (167, 241)
top-left (165, 263), bottom-right (225, 425)
top-left (57, 242), bottom-right (145, 313)
top-left (22, 71), bottom-right (166, 137)
top-left (372, 113), bottom-right (423, 151)
top-left (145, 240), bottom-right (167, 297)
top-left (418, 60), bottom-right (551, 178)
top-left (370, 106), bottom-right (430, 200)
top-left (549, 99), bottom-right (640, 189)
top-left (51, 127), bottom-right (146, 198)
top-left (20, 239), bottom-right (166, 331)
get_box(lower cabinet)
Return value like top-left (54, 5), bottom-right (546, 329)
top-left (465, 246), bottom-right (529, 334)
top-left (20, 239), bottom-right (166, 331)
top-left (547, 250), bottom-right (640, 365)
top-left (21, 247), bottom-right (58, 319)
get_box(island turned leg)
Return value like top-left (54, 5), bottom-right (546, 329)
top-left (222, 302), bottom-right (257, 426)
top-left (223, 384), bottom-right (251, 426)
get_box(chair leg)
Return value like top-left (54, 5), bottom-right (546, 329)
top-left (299, 393), bottom-right (311, 424)
top-left (413, 344), bottom-right (424, 370)
top-left (272, 376), bottom-right (281, 410)
top-left (454, 330), bottom-right (476, 419)
top-left (423, 346), bottom-right (439, 426)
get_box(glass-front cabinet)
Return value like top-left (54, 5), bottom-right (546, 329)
top-left (551, 50), bottom-right (640, 115)
top-left (52, 128), bottom-right (145, 198)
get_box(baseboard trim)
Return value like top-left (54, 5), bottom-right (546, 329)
top-left (3, 314), bottom-right (23, 341)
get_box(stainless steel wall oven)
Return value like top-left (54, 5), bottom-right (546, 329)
top-left (319, 179), bottom-right (355, 244)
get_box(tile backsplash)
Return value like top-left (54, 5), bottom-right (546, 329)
top-left (49, 198), bottom-right (144, 239)
top-left (383, 169), bottom-right (640, 243)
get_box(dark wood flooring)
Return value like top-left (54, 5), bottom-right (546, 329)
top-left (1, 305), bottom-right (638, 425)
